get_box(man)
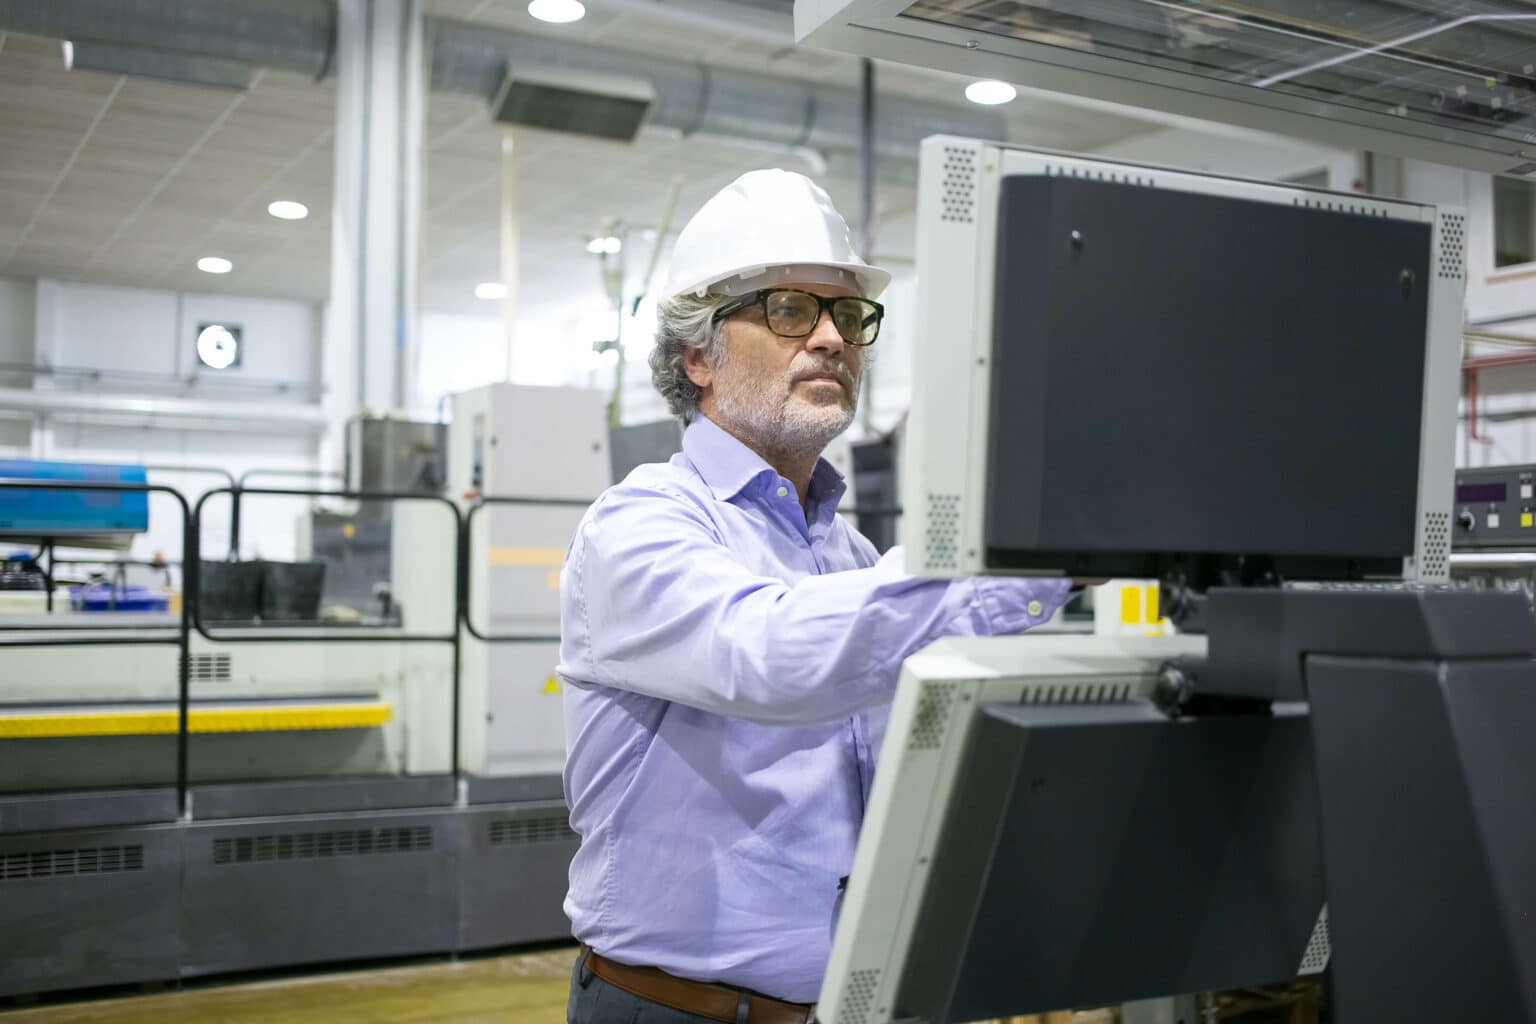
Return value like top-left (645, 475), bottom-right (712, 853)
top-left (559, 169), bottom-right (1069, 1023)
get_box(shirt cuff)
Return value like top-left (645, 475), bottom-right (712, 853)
top-left (972, 577), bottom-right (1072, 635)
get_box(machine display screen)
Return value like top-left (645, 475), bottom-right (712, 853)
top-left (1456, 482), bottom-right (1508, 504)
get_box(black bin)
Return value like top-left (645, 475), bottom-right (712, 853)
top-left (259, 560), bottom-right (327, 622)
top-left (198, 560), bottom-right (264, 622)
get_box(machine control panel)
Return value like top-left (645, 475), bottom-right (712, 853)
top-left (1452, 464), bottom-right (1536, 549)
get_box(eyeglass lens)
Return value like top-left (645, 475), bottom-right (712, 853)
top-left (763, 291), bottom-right (880, 346)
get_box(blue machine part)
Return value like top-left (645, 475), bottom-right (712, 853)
top-left (0, 460), bottom-right (150, 536)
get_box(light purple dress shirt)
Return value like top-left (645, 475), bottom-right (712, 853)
top-left (559, 414), bottom-right (1070, 1003)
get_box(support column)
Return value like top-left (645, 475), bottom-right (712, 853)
top-left (500, 129), bottom-right (519, 382)
top-left (321, 0), bottom-right (424, 472)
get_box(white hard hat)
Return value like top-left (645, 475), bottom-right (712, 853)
top-left (660, 169), bottom-right (891, 302)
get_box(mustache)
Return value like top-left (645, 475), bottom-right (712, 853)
top-left (788, 360), bottom-right (857, 389)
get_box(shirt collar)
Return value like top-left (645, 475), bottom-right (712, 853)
top-left (682, 414), bottom-right (847, 507)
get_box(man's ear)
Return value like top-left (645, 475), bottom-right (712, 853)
top-left (683, 343), bottom-right (715, 390)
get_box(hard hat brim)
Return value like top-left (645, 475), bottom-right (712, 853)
top-left (666, 259), bottom-right (892, 303)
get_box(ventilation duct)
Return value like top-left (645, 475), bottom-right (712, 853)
top-left (492, 67), bottom-right (656, 143)
top-left (0, 0), bottom-right (1006, 165)
top-left (63, 40), bottom-right (254, 90)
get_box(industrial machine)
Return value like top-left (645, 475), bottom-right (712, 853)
top-left (0, 385), bottom-right (611, 998)
top-left (1448, 461), bottom-right (1536, 612)
top-left (392, 382), bottom-right (610, 788)
top-left (817, 139), bottom-right (1533, 1023)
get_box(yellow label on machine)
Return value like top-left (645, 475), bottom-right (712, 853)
top-left (1119, 587), bottom-right (1142, 625)
top-left (1524, 512), bottom-right (1534, 529)
top-left (488, 547), bottom-right (566, 567)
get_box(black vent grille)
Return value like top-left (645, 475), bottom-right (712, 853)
top-left (213, 826), bottom-right (433, 865)
top-left (190, 653), bottom-right (232, 682)
top-left (3, 844), bottom-right (144, 881)
top-left (488, 815), bottom-right (577, 846)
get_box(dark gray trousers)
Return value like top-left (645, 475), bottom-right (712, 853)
top-left (567, 949), bottom-right (721, 1024)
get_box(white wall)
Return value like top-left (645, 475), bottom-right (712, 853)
top-left (0, 276), bottom-right (324, 566)
top-left (41, 281), bottom-right (320, 384)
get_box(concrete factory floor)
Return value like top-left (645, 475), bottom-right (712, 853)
top-left (1, 946), bottom-right (580, 1023)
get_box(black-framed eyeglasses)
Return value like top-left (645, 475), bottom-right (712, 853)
top-left (711, 288), bottom-right (884, 347)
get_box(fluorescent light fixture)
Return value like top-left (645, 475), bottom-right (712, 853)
top-left (475, 281), bottom-right (508, 300)
top-left (197, 256), bottom-right (233, 274)
top-left (586, 236), bottom-right (622, 255)
top-left (964, 80), bottom-right (1017, 106)
top-left (195, 323), bottom-right (241, 370)
top-left (267, 200), bottom-right (309, 221)
top-left (61, 41), bottom-right (75, 70)
top-left (528, 0), bottom-right (585, 23)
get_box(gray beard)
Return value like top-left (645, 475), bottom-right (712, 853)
top-left (712, 360), bottom-right (858, 464)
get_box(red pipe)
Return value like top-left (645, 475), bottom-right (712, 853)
top-left (1462, 352), bottom-right (1536, 371)
top-left (1460, 352), bottom-right (1536, 444)
top-left (1468, 366), bottom-right (1482, 442)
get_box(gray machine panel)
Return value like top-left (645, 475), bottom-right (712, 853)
top-left (0, 823), bottom-right (181, 997)
top-left (1452, 463), bottom-right (1536, 549)
top-left (456, 800), bottom-right (578, 951)
top-left (0, 787), bottom-right (177, 834)
top-left (899, 702), bottom-right (1324, 1022)
top-left (190, 775), bottom-right (456, 820)
top-left (465, 773), bottom-right (565, 805)
top-left (179, 809), bottom-right (457, 977)
top-left (984, 175), bottom-right (1429, 578)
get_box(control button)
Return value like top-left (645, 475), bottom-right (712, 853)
top-left (1490, 513), bottom-right (1502, 529)
top-left (1027, 599), bottom-right (1044, 617)
top-left (1522, 483), bottom-right (1533, 500)
top-left (1458, 510), bottom-right (1476, 532)
top-left (1523, 511), bottom-right (1533, 529)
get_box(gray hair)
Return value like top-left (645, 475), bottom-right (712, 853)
top-left (649, 292), bottom-right (730, 425)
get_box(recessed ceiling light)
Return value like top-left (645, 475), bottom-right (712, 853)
top-left (475, 282), bottom-right (508, 300)
top-left (965, 80), bottom-right (1017, 106)
top-left (197, 257), bottom-right (233, 274)
top-left (61, 41), bottom-right (75, 70)
top-left (586, 236), bottom-right (622, 255)
top-left (267, 200), bottom-right (309, 221)
top-left (528, 0), bottom-right (585, 23)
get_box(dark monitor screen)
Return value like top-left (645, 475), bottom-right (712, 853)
top-left (983, 177), bottom-right (1431, 582)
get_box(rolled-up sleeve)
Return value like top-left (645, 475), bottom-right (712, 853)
top-left (558, 483), bottom-right (1069, 725)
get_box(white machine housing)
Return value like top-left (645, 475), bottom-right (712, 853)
top-left (902, 137), bottom-right (1464, 584)
top-left (394, 382), bottom-right (609, 777)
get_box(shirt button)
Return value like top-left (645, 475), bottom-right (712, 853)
top-left (1027, 600), bottom-right (1044, 617)
top-left (776, 485), bottom-right (789, 497)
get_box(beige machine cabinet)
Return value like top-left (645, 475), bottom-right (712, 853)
top-left (396, 383), bottom-right (610, 778)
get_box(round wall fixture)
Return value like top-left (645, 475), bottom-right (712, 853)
top-left (196, 323), bottom-right (242, 370)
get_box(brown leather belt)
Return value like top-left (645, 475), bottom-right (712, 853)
top-left (583, 947), bottom-right (813, 1024)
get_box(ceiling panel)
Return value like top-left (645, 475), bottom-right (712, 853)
top-left (0, 1), bottom-right (1155, 320)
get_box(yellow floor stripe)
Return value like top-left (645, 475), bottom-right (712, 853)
top-left (0, 702), bottom-right (393, 738)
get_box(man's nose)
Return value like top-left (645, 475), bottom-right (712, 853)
top-left (805, 309), bottom-right (846, 355)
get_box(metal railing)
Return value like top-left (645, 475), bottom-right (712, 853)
top-left (0, 481), bottom-right (895, 807)
top-left (191, 485), bottom-right (466, 775)
top-left (0, 478), bottom-right (193, 815)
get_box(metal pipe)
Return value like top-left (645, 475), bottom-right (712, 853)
top-left (0, 0), bottom-right (334, 77)
top-left (0, 1), bottom-right (1006, 166)
top-left (426, 16), bottom-right (1006, 163)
